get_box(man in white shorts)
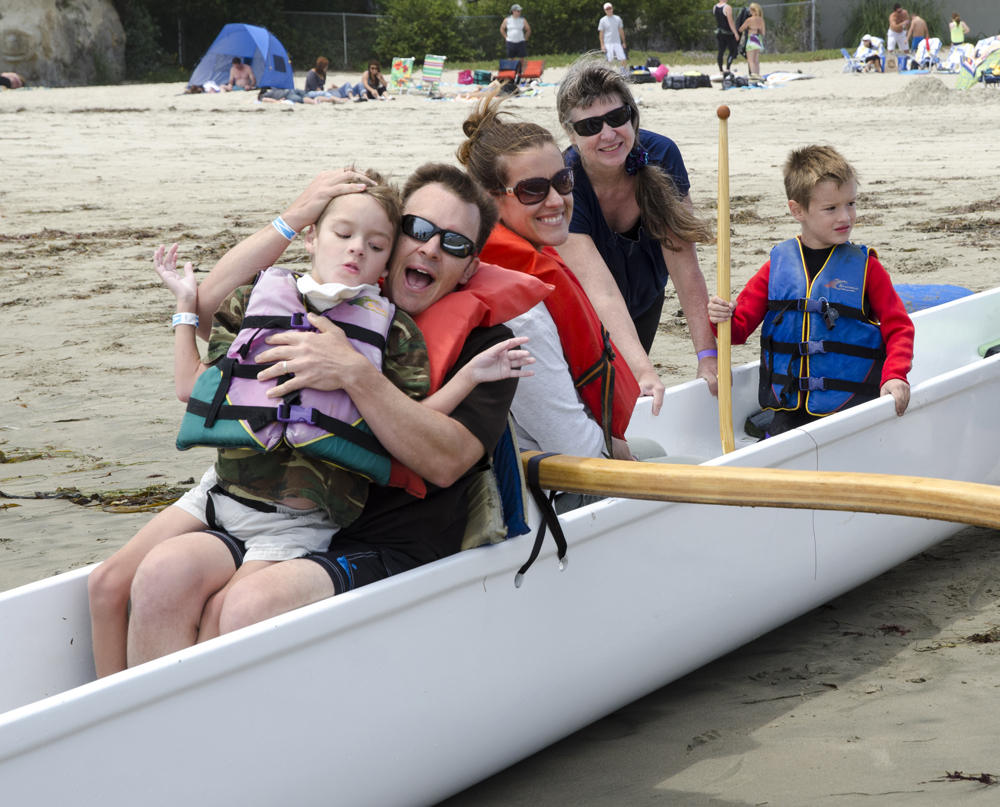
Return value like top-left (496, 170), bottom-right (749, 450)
top-left (887, 3), bottom-right (910, 58)
top-left (598, 3), bottom-right (627, 64)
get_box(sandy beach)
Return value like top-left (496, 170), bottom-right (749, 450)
top-left (3, 58), bottom-right (1000, 803)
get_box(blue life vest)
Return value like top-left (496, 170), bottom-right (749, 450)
top-left (759, 238), bottom-right (885, 416)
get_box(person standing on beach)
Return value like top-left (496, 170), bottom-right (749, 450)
top-left (500, 5), bottom-right (531, 64)
top-left (887, 3), bottom-right (910, 65)
top-left (714, 1), bottom-right (740, 73)
top-left (950, 13), bottom-right (970, 45)
top-left (908, 13), bottom-right (928, 53)
top-left (598, 3), bottom-right (627, 64)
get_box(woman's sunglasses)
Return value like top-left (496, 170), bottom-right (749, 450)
top-left (401, 215), bottom-right (477, 258)
top-left (504, 167), bottom-right (575, 205)
top-left (569, 104), bottom-right (633, 137)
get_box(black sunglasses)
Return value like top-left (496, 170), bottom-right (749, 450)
top-left (504, 167), bottom-right (575, 205)
top-left (401, 215), bottom-right (477, 258)
top-left (569, 104), bottom-right (633, 137)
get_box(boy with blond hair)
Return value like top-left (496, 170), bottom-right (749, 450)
top-left (708, 145), bottom-right (914, 437)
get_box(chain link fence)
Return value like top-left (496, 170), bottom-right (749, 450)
top-left (280, 3), bottom-right (818, 72)
top-left (282, 13), bottom-right (512, 70)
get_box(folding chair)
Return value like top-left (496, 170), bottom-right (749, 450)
top-left (520, 60), bottom-right (545, 81)
top-left (388, 57), bottom-right (414, 93)
top-left (497, 59), bottom-right (521, 81)
top-left (909, 37), bottom-right (942, 70)
top-left (841, 48), bottom-right (863, 73)
top-left (410, 54), bottom-right (447, 95)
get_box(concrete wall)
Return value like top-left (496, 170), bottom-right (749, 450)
top-left (816, 0), bottom-right (1000, 50)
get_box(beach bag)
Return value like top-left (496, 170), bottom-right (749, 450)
top-left (661, 74), bottom-right (683, 90)
top-left (630, 66), bottom-right (655, 84)
top-left (457, 69), bottom-right (473, 85)
top-left (697, 74), bottom-right (712, 88)
top-left (645, 56), bottom-right (661, 68)
top-left (474, 69), bottom-right (491, 85)
top-left (683, 75), bottom-right (699, 89)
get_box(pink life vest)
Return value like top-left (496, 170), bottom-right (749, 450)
top-left (177, 266), bottom-right (396, 484)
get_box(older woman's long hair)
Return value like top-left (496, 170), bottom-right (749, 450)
top-left (556, 56), bottom-right (714, 251)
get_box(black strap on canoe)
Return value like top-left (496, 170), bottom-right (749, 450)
top-left (573, 326), bottom-right (616, 456)
top-left (515, 452), bottom-right (568, 588)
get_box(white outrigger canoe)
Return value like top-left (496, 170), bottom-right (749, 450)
top-left (2, 288), bottom-right (1000, 806)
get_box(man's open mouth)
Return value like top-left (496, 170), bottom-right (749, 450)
top-left (406, 267), bottom-right (434, 289)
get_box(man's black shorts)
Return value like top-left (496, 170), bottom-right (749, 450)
top-left (209, 529), bottom-right (421, 594)
top-left (506, 41), bottom-right (528, 59)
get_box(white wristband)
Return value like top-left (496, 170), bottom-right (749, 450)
top-left (172, 312), bottom-right (199, 328)
top-left (272, 216), bottom-right (297, 241)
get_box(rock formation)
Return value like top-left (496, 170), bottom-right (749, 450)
top-left (0, 0), bottom-right (125, 87)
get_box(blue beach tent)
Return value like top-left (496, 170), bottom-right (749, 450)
top-left (189, 24), bottom-right (293, 89)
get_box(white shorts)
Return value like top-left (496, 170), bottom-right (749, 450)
top-left (174, 467), bottom-right (339, 562)
top-left (605, 43), bottom-right (626, 62)
top-left (887, 28), bottom-right (908, 51)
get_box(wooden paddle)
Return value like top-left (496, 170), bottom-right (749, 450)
top-left (521, 452), bottom-right (1000, 531)
top-left (716, 105), bottom-right (735, 454)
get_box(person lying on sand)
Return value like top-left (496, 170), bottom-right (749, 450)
top-left (89, 167), bottom-right (534, 676)
top-left (708, 145), bottom-right (913, 438)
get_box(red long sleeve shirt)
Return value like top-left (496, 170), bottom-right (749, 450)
top-left (716, 252), bottom-right (914, 385)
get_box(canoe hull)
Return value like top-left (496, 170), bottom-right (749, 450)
top-left (2, 289), bottom-right (1000, 806)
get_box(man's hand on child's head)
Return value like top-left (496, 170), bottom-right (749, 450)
top-left (880, 378), bottom-right (910, 417)
top-left (707, 295), bottom-right (735, 324)
top-left (283, 169), bottom-right (377, 233)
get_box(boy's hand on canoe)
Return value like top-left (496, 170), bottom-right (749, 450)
top-left (880, 378), bottom-right (910, 416)
top-left (707, 295), bottom-right (735, 324)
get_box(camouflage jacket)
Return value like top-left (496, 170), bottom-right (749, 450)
top-left (204, 280), bottom-right (429, 527)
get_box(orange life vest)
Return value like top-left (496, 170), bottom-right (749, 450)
top-left (388, 261), bottom-right (553, 498)
top-left (479, 224), bottom-right (640, 454)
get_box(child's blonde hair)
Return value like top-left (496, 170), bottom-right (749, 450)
top-left (317, 168), bottom-right (402, 234)
top-left (783, 146), bottom-right (857, 210)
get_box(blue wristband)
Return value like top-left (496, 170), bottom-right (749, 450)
top-left (271, 216), bottom-right (297, 241)
top-left (172, 313), bottom-right (199, 328)
top-left (697, 349), bottom-right (718, 361)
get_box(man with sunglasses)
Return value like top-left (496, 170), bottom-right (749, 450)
top-left (137, 164), bottom-right (533, 638)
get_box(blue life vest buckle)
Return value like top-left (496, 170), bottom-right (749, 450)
top-left (799, 341), bottom-right (827, 355)
top-left (798, 377), bottom-right (827, 392)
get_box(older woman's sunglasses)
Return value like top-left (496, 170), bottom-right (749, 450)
top-left (504, 167), bottom-right (575, 205)
top-left (401, 215), bottom-right (477, 258)
top-left (569, 104), bottom-right (633, 137)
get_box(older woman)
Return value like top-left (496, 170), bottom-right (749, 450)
top-left (458, 91), bottom-right (643, 468)
top-left (555, 58), bottom-right (718, 411)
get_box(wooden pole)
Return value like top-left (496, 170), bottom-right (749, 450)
top-left (521, 452), bottom-right (1000, 532)
top-left (716, 105), bottom-right (735, 454)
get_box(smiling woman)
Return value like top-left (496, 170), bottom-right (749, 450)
top-left (458, 89), bottom-right (647, 476)
top-left (555, 57), bottom-right (717, 411)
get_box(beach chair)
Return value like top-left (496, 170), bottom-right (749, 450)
top-left (520, 60), bottom-right (545, 81)
top-left (841, 48), bottom-right (863, 73)
top-left (389, 57), bottom-right (414, 93)
top-left (497, 59), bottom-right (521, 81)
top-left (410, 54), bottom-right (447, 95)
top-left (909, 37), bottom-right (942, 70)
top-left (944, 43), bottom-right (974, 73)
